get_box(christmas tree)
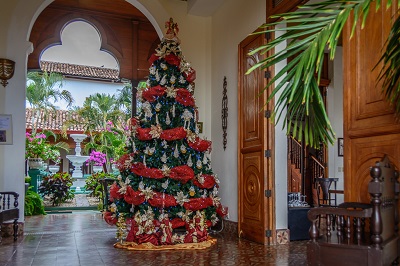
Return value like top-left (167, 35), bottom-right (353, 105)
top-left (104, 18), bottom-right (227, 248)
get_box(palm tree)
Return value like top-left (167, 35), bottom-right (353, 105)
top-left (64, 93), bottom-right (129, 172)
top-left (115, 82), bottom-right (133, 117)
top-left (248, 0), bottom-right (399, 148)
top-left (26, 71), bottom-right (74, 133)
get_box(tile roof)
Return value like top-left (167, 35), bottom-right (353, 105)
top-left (26, 108), bottom-right (86, 133)
top-left (40, 61), bottom-right (120, 81)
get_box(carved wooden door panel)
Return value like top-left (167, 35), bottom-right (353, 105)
top-left (343, 1), bottom-right (399, 202)
top-left (238, 32), bottom-right (273, 244)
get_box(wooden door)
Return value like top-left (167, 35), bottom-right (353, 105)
top-left (343, 1), bottom-right (399, 202)
top-left (266, 0), bottom-right (307, 22)
top-left (238, 32), bottom-right (274, 244)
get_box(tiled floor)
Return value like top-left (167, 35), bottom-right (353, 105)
top-left (0, 212), bottom-right (308, 266)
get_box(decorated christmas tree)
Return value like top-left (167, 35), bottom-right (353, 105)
top-left (104, 18), bottom-right (227, 249)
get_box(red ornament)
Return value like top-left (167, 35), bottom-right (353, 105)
top-left (169, 165), bottom-right (195, 183)
top-left (160, 127), bottom-right (187, 141)
top-left (176, 88), bottom-right (195, 107)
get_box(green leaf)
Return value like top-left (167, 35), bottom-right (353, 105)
top-left (247, 0), bottom-right (395, 148)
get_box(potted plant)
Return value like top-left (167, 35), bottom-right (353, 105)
top-left (25, 131), bottom-right (69, 169)
top-left (86, 150), bottom-right (107, 173)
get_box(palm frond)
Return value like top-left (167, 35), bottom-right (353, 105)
top-left (248, 0), bottom-right (395, 148)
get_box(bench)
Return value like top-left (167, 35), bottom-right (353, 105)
top-left (307, 155), bottom-right (399, 266)
top-left (0, 191), bottom-right (19, 241)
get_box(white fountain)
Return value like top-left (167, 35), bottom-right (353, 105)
top-left (66, 134), bottom-right (89, 193)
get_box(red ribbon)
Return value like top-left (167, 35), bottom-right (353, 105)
top-left (169, 165), bottom-right (195, 183)
top-left (193, 174), bottom-right (217, 189)
top-left (171, 218), bottom-right (186, 229)
top-left (188, 137), bottom-right (211, 152)
top-left (136, 128), bottom-right (153, 140)
top-left (103, 211), bottom-right (118, 225)
top-left (109, 183), bottom-right (122, 200)
top-left (184, 69), bottom-right (196, 83)
top-left (124, 186), bottom-right (146, 205)
top-left (176, 88), bottom-right (195, 107)
top-left (148, 54), bottom-right (159, 65)
top-left (164, 54), bottom-right (181, 67)
top-left (160, 127), bottom-right (187, 140)
top-left (183, 197), bottom-right (213, 211)
top-left (131, 162), bottom-right (164, 179)
top-left (142, 85), bottom-right (166, 102)
top-left (148, 192), bottom-right (177, 208)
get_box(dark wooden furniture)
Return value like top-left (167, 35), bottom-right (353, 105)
top-left (0, 191), bottom-right (19, 241)
top-left (307, 155), bottom-right (399, 266)
top-left (288, 207), bottom-right (311, 241)
top-left (315, 177), bottom-right (338, 207)
top-left (99, 178), bottom-right (116, 211)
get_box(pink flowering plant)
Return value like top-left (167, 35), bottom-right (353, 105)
top-left (25, 132), bottom-right (61, 164)
top-left (86, 150), bottom-right (107, 166)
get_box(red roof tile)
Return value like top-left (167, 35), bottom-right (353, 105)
top-left (40, 61), bottom-right (120, 81)
top-left (26, 108), bottom-right (88, 133)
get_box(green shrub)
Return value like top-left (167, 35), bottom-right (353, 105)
top-left (24, 188), bottom-right (46, 216)
top-left (38, 172), bottom-right (74, 206)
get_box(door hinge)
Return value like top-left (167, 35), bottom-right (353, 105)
top-left (265, 149), bottom-right (271, 158)
top-left (265, 229), bottom-right (272, 237)
top-left (264, 71), bottom-right (271, 79)
top-left (265, 110), bottom-right (271, 118)
top-left (265, 189), bottom-right (272, 198)
top-left (265, 32), bottom-right (271, 40)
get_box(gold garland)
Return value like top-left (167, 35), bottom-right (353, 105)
top-left (113, 237), bottom-right (217, 251)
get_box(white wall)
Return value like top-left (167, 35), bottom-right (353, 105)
top-left (210, 0), bottom-right (266, 222)
top-left (328, 47), bottom-right (344, 204)
top-left (0, 0), bottom-right (52, 216)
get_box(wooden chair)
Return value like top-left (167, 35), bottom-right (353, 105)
top-left (315, 177), bottom-right (338, 207)
top-left (307, 155), bottom-right (399, 266)
top-left (0, 191), bottom-right (19, 241)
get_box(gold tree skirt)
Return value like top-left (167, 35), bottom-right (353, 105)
top-left (114, 237), bottom-right (217, 251)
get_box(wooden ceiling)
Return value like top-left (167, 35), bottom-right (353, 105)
top-left (49, 0), bottom-right (148, 20)
top-left (28, 0), bottom-right (159, 82)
